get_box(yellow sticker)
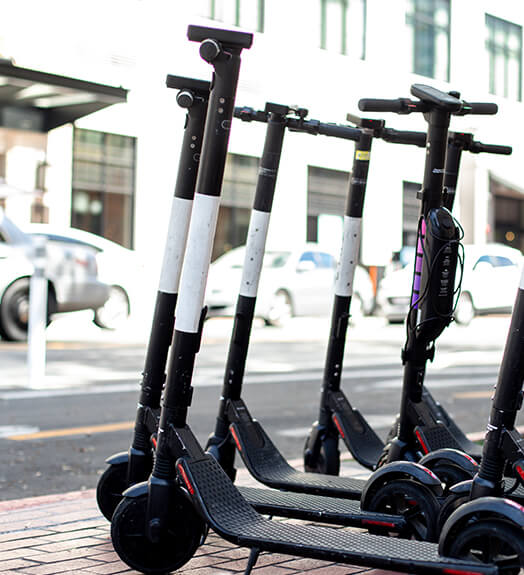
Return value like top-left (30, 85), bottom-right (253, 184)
top-left (355, 150), bottom-right (370, 161)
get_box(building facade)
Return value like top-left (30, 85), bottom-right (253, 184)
top-left (0, 0), bottom-right (523, 287)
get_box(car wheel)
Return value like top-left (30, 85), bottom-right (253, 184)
top-left (454, 291), bottom-right (474, 326)
top-left (265, 290), bottom-right (293, 326)
top-left (93, 286), bottom-right (130, 330)
top-left (350, 293), bottom-right (365, 325)
top-left (0, 278), bottom-right (55, 342)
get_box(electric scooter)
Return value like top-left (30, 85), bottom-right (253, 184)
top-left (206, 102), bottom-right (444, 539)
top-left (304, 127), bottom-right (513, 481)
top-left (99, 95), bottom-right (442, 536)
top-left (109, 44), bottom-right (524, 571)
top-left (96, 73), bottom-right (210, 521)
top-left (436, 263), bottom-right (524, 530)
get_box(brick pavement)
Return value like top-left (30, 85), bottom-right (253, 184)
top-left (1, 462), bottom-right (403, 575)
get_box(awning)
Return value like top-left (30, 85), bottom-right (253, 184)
top-left (0, 59), bottom-right (128, 133)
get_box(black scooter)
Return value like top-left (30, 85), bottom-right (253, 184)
top-left (99, 94), bottom-right (443, 536)
top-left (96, 73), bottom-right (210, 521)
top-left (303, 126), bottom-right (513, 480)
top-left (109, 26), bottom-right (524, 575)
top-left (437, 262), bottom-right (524, 530)
top-left (206, 102), bottom-right (444, 539)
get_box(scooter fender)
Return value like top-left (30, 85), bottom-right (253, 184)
top-left (361, 461), bottom-right (443, 510)
top-left (448, 479), bottom-right (473, 495)
top-left (419, 447), bottom-right (479, 476)
top-left (122, 480), bottom-right (148, 498)
top-left (105, 451), bottom-right (129, 466)
top-left (439, 496), bottom-right (524, 556)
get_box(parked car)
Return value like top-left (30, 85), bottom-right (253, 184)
top-left (205, 243), bottom-right (375, 325)
top-left (376, 243), bottom-right (523, 325)
top-left (0, 210), bottom-right (110, 341)
top-left (24, 224), bottom-right (139, 330)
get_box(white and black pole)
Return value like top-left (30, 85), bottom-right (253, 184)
top-left (28, 235), bottom-right (48, 389)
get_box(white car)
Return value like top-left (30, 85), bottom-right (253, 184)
top-left (205, 244), bottom-right (375, 325)
top-left (0, 211), bottom-right (109, 341)
top-left (376, 243), bottom-right (523, 325)
top-left (24, 224), bottom-right (141, 330)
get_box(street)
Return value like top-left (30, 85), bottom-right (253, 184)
top-left (0, 311), bottom-right (518, 501)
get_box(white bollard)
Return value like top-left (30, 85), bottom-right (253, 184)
top-left (28, 236), bottom-right (48, 389)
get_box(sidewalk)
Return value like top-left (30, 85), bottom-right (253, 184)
top-left (1, 460), bottom-right (400, 575)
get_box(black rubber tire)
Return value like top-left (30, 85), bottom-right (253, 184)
top-left (0, 278), bottom-right (55, 341)
top-left (366, 479), bottom-right (440, 542)
top-left (93, 285), bottom-right (130, 330)
top-left (446, 520), bottom-right (524, 574)
top-left (96, 462), bottom-right (129, 521)
top-left (437, 493), bottom-right (469, 533)
top-left (111, 491), bottom-right (205, 574)
top-left (454, 291), bottom-right (475, 326)
top-left (265, 290), bottom-right (293, 326)
top-left (304, 435), bottom-right (340, 476)
top-left (424, 461), bottom-right (473, 494)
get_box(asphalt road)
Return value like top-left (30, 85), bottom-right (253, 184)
top-left (0, 313), bottom-right (518, 501)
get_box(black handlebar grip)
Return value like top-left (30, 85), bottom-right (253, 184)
top-left (187, 25), bottom-right (253, 49)
top-left (382, 128), bottom-right (426, 147)
top-left (165, 75), bottom-right (210, 94)
top-left (473, 142), bottom-right (512, 155)
top-left (318, 123), bottom-right (361, 141)
top-left (462, 102), bottom-right (498, 115)
top-left (358, 98), bottom-right (408, 113)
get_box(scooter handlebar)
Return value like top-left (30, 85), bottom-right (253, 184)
top-left (471, 141), bottom-right (512, 155)
top-left (358, 98), bottom-right (413, 114)
top-left (460, 101), bottom-right (498, 115)
top-left (381, 128), bottom-right (426, 147)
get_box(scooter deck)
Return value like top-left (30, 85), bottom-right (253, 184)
top-left (421, 389), bottom-right (483, 458)
top-left (230, 415), bottom-right (365, 499)
top-left (329, 390), bottom-right (384, 470)
top-left (239, 485), bottom-right (406, 530)
top-left (179, 454), bottom-right (497, 575)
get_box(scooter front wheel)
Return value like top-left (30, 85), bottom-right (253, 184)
top-left (365, 479), bottom-right (440, 542)
top-left (111, 491), bottom-right (205, 574)
top-left (446, 520), bottom-right (524, 574)
top-left (96, 462), bottom-right (129, 521)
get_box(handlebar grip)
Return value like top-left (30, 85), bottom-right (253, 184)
top-left (358, 98), bottom-right (408, 113)
top-left (317, 123), bottom-right (361, 141)
top-left (473, 142), bottom-right (512, 155)
top-left (187, 25), bottom-right (253, 49)
top-left (382, 128), bottom-right (426, 147)
top-left (166, 75), bottom-right (210, 94)
top-left (462, 102), bottom-right (498, 115)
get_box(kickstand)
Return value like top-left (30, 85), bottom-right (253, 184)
top-left (244, 547), bottom-right (260, 574)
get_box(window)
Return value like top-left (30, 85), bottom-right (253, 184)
top-left (402, 181), bottom-right (421, 247)
top-left (307, 165), bottom-right (349, 243)
top-left (210, 0), bottom-right (265, 32)
top-left (486, 14), bottom-right (522, 101)
top-left (320, 0), bottom-right (366, 58)
top-left (72, 129), bottom-right (136, 249)
top-left (212, 153), bottom-right (259, 260)
top-left (406, 0), bottom-right (450, 81)
top-left (490, 176), bottom-right (524, 252)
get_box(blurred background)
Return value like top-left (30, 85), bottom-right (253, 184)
top-left (0, 0), bottom-right (522, 339)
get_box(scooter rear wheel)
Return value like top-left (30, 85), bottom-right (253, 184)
top-left (304, 434), bottom-right (340, 476)
top-left (96, 462), bottom-right (129, 521)
top-left (446, 520), bottom-right (524, 574)
top-left (111, 491), bottom-right (204, 574)
top-left (423, 461), bottom-right (473, 494)
top-left (365, 479), bottom-right (440, 542)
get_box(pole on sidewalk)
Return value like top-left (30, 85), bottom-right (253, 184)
top-left (28, 235), bottom-right (48, 389)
